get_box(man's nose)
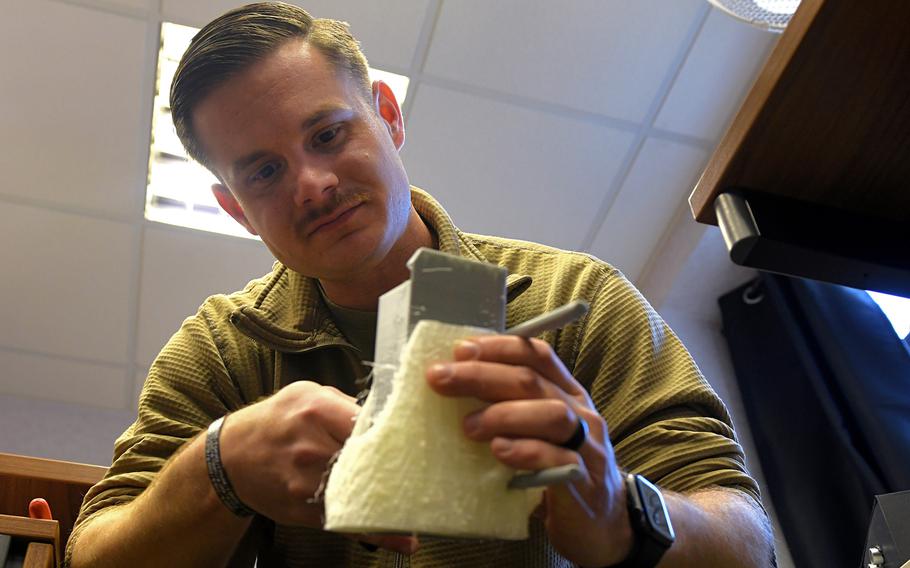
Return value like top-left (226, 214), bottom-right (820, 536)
top-left (292, 162), bottom-right (339, 207)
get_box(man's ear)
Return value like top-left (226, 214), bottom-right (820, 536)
top-left (211, 183), bottom-right (258, 235)
top-left (372, 80), bottom-right (405, 150)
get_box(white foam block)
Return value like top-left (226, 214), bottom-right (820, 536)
top-left (324, 320), bottom-right (542, 539)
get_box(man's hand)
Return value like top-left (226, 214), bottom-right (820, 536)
top-left (426, 336), bottom-right (633, 566)
top-left (219, 381), bottom-right (356, 525)
top-left (70, 381), bottom-right (416, 568)
top-left (219, 381), bottom-right (417, 555)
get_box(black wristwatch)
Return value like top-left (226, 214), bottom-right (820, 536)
top-left (610, 473), bottom-right (675, 568)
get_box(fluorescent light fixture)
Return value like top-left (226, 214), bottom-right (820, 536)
top-left (146, 22), bottom-right (410, 239)
top-left (707, 0), bottom-right (800, 31)
top-left (867, 291), bottom-right (910, 339)
top-left (754, 0), bottom-right (800, 15)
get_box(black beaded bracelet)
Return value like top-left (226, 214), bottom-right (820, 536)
top-left (205, 415), bottom-right (256, 517)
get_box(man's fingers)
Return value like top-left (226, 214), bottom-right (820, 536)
top-left (281, 381), bottom-right (361, 444)
top-left (463, 399), bottom-right (580, 444)
top-left (487, 436), bottom-right (610, 527)
top-left (489, 437), bottom-right (585, 473)
top-left (457, 335), bottom-right (589, 399)
top-left (482, 408), bottom-right (609, 483)
top-left (427, 360), bottom-right (562, 402)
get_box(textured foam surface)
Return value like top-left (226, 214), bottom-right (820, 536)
top-left (324, 320), bottom-right (542, 539)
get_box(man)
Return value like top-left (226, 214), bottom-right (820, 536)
top-left (68, 3), bottom-right (774, 567)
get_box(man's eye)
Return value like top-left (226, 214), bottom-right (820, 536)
top-left (315, 126), bottom-right (340, 145)
top-left (252, 163), bottom-right (281, 182)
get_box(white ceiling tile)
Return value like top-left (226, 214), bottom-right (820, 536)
top-left (589, 138), bottom-right (708, 281)
top-left (0, 350), bottom-right (126, 409)
top-left (402, 85), bottom-right (635, 251)
top-left (102, 0), bottom-right (152, 12)
top-left (162, 0), bottom-right (430, 70)
top-left (136, 226), bottom-right (275, 367)
top-left (0, 0), bottom-right (149, 218)
top-left (653, 8), bottom-right (777, 141)
top-left (0, 203), bottom-right (135, 364)
top-left (424, 0), bottom-right (704, 122)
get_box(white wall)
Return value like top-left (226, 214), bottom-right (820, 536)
top-left (0, 395), bottom-right (134, 466)
top-left (655, 227), bottom-right (796, 568)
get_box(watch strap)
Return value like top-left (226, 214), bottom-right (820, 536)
top-left (608, 530), bottom-right (666, 568)
top-left (609, 473), bottom-right (673, 568)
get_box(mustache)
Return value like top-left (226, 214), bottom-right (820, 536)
top-left (299, 190), bottom-right (369, 234)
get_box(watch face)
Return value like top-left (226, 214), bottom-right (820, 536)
top-left (635, 476), bottom-right (676, 545)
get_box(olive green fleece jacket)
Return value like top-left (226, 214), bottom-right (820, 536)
top-left (68, 187), bottom-right (759, 567)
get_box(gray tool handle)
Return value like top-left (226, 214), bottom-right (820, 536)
top-left (506, 300), bottom-right (589, 338)
top-left (508, 464), bottom-right (584, 489)
top-left (505, 300), bottom-right (589, 489)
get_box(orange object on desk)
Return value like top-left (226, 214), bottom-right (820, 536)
top-left (29, 498), bottom-right (53, 520)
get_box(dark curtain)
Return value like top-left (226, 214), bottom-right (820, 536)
top-left (719, 273), bottom-right (910, 568)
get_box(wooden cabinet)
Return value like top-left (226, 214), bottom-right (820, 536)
top-left (0, 514), bottom-right (59, 567)
top-left (25, 542), bottom-right (56, 568)
top-left (689, 0), bottom-right (910, 295)
top-left (0, 453), bottom-right (107, 567)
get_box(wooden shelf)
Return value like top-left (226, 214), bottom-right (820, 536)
top-left (0, 514), bottom-right (58, 542)
top-left (690, 0), bottom-right (910, 226)
top-left (688, 0), bottom-right (910, 293)
top-left (0, 452), bottom-right (107, 565)
top-left (0, 514), bottom-right (60, 567)
top-left (0, 453), bottom-right (108, 487)
top-left (25, 542), bottom-right (55, 568)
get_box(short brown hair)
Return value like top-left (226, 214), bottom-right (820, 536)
top-left (169, 2), bottom-right (371, 168)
